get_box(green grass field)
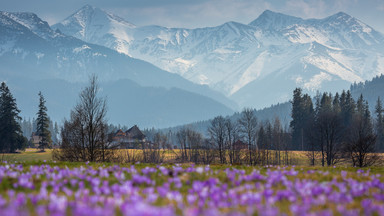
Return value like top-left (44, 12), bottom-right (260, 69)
top-left (1, 148), bottom-right (382, 168)
top-left (1, 148), bottom-right (53, 162)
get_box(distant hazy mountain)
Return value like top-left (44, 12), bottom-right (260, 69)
top-left (7, 78), bottom-right (233, 128)
top-left (54, 6), bottom-right (384, 109)
top-left (162, 102), bottom-right (292, 137)
top-left (0, 11), bottom-right (234, 128)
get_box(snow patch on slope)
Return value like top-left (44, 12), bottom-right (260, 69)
top-left (285, 26), bottom-right (329, 45)
top-left (214, 48), bottom-right (241, 54)
top-left (303, 55), bottom-right (363, 83)
top-left (163, 58), bottom-right (197, 76)
top-left (73, 45), bottom-right (91, 53)
top-left (376, 56), bottom-right (384, 75)
top-left (303, 72), bottom-right (332, 91)
top-left (231, 50), bottom-right (268, 95)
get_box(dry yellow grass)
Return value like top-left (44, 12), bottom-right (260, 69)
top-left (3, 148), bottom-right (382, 166)
top-left (1, 148), bottom-right (53, 162)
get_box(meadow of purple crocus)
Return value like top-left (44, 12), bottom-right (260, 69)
top-left (0, 162), bottom-right (383, 216)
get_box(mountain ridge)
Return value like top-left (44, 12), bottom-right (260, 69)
top-left (53, 5), bottom-right (136, 55)
top-left (249, 10), bottom-right (304, 29)
top-left (0, 11), bottom-right (235, 128)
top-left (52, 6), bottom-right (384, 109)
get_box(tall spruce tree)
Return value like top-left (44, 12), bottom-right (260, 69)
top-left (0, 82), bottom-right (27, 153)
top-left (290, 88), bottom-right (314, 150)
top-left (375, 97), bottom-right (384, 151)
top-left (290, 88), bottom-right (304, 150)
top-left (36, 91), bottom-right (51, 151)
top-left (340, 90), bottom-right (355, 127)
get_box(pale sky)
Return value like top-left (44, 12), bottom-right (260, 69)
top-left (1, 0), bottom-right (384, 33)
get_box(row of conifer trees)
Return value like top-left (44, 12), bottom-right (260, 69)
top-left (0, 82), bottom-right (51, 153)
top-left (290, 88), bottom-right (384, 166)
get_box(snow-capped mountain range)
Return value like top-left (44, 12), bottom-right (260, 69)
top-left (1, 5), bottom-right (384, 128)
top-left (53, 5), bottom-right (384, 108)
top-left (0, 10), bottom-right (234, 128)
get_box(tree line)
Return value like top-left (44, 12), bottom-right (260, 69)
top-left (55, 76), bottom-right (382, 167)
top-left (137, 88), bottom-right (383, 167)
top-left (54, 76), bottom-right (295, 165)
top-left (0, 82), bottom-right (53, 153)
top-left (4, 74), bottom-right (381, 167)
top-left (291, 88), bottom-right (383, 167)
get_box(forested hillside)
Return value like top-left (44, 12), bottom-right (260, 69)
top-left (351, 74), bottom-right (384, 107)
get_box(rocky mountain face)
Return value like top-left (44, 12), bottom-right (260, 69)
top-left (0, 11), bottom-right (234, 128)
top-left (53, 6), bottom-right (384, 109)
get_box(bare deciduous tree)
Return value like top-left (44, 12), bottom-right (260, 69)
top-left (225, 117), bottom-right (239, 164)
top-left (176, 128), bottom-right (189, 162)
top-left (238, 108), bottom-right (258, 165)
top-left (187, 129), bottom-right (204, 163)
top-left (344, 97), bottom-right (379, 167)
top-left (54, 75), bottom-right (117, 162)
top-left (209, 116), bottom-right (226, 164)
top-left (141, 133), bottom-right (167, 163)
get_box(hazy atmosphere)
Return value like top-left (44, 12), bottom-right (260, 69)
top-left (1, 1), bottom-right (384, 215)
top-left (1, 0), bottom-right (384, 128)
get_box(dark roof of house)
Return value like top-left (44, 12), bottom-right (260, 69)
top-left (233, 140), bottom-right (248, 149)
top-left (115, 129), bottom-right (125, 136)
top-left (234, 140), bottom-right (246, 145)
top-left (125, 125), bottom-right (146, 140)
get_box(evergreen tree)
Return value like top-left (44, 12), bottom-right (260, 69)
top-left (290, 88), bottom-right (304, 150)
top-left (345, 94), bottom-right (377, 167)
top-left (290, 88), bottom-right (314, 150)
top-left (53, 122), bottom-right (60, 145)
top-left (32, 117), bottom-right (37, 133)
top-left (314, 93), bottom-right (343, 166)
top-left (0, 82), bottom-right (27, 153)
top-left (356, 94), bottom-right (365, 116)
top-left (340, 90), bottom-right (355, 127)
top-left (36, 91), bottom-right (51, 151)
top-left (364, 101), bottom-right (373, 134)
top-left (333, 93), bottom-right (341, 114)
top-left (375, 97), bottom-right (384, 151)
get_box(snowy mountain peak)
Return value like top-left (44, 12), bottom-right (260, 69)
top-left (79, 4), bottom-right (95, 11)
top-left (249, 10), bottom-right (303, 29)
top-left (329, 12), bottom-right (374, 30)
top-left (65, 4), bottom-right (134, 27)
top-left (320, 11), bottom-right (363, 28)
top-left (326, 11), bottom-right (352, 21)
top-left (219, 21), bottom-right (250, 34)
top-left (317, 11), bottom-right (384, 48)
top-left (0, 11), bottom-right (56, 39)
top-left (53, 5), bottom-right (136, 55)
